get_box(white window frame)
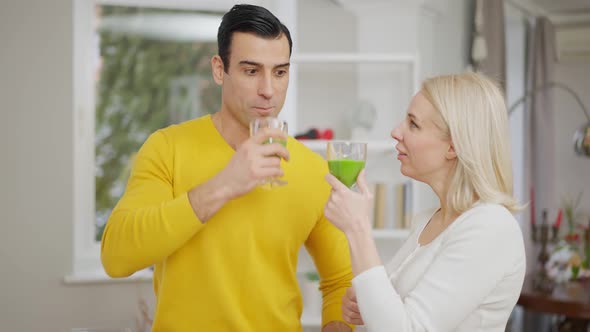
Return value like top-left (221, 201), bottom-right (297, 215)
top-left (71, 0), bottom-right (280, 281)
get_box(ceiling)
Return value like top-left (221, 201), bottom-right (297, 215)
top-left (532, 0), bottom-right (590, 15)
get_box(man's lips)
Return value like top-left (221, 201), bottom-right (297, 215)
top-left (253, 107), bottom-right (274, 115)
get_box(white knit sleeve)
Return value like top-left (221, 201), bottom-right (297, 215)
top-left (352, 207), bottom-right (524, 332)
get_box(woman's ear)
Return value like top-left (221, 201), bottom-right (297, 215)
top-left (211, 55), bottom-right (224, 85)
top-left (446, 142), bottom-right (457, 160)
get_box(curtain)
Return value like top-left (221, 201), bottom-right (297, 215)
top-left (525, 16), bottom-right (558, 239)
top-left (471, 0), bottom-right (506, 93)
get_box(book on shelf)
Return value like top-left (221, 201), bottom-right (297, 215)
top-left (370, 180), bottom-right (413, 230)
top-left (373, 183), bottom-right (386, 229)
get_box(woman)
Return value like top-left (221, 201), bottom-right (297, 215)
top-left (324, 72), bottom-right (526, 331)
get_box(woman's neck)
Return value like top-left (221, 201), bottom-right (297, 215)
top-left (428, 169), bottom-right (459, 226)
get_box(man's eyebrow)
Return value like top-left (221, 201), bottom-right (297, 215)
top-left (237, 61), bottom-right (290, 69)
top-left (274, 62), bottom-right (290, 69)
top-left (238, 60), bottom-right (262, 67)
top-left (408, 113), bottom-right (419, 121)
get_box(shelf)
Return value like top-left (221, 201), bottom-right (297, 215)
top-left (300, 139), bottom-right (395, 154)
top-left (292, 52), bottom-right (417, 64)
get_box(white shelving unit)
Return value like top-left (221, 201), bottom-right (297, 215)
top-left (292, 52), bottom-right (420, 93)
top-left (301, 139), bottom-right (396, 155)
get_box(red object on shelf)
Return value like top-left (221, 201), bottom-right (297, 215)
top-left (295, 128), bottom-right (319, 140)
top-left (555, 208), bottom-right (563, 228)
top-left (295, 128), bottom-right (334, 140)
top-left (320, 129), bottom-right (334, 140)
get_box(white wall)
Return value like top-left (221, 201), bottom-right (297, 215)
top-left (553, 60), bottom-right (590, 219)
top-left (0, 1), bottom-right (151, 331)
top-left (419, 0), bottom-right (472, 79)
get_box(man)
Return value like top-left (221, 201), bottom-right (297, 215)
top-left (101, 4), bottom-right (353, 332)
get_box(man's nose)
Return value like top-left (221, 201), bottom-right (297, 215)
top-left (258, 72), bottom-right (273, 99)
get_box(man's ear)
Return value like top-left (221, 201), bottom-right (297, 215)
top-left (446, 142), bottom-right (457, 160)
top-left (211, 55), bottom-right (225, 85)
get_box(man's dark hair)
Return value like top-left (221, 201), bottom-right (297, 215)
top-left (217, 4), bottom-right (293, 72)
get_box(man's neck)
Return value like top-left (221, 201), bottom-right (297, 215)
top-left (211, 111), bottom-right (249, 150)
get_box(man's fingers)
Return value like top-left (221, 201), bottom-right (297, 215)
top-left (349, 301), bottom-right (360, 314)
top-left (254, 167), bottom-right (284, 179)
top-left (259, 143), bottom-right (290, 161)
top-left (346, 287), bottom-right (357, 301)
top-left (342, 309), bottom-right (364, 326)
top-left (258, 156), bottom-right (282, 168)
top-left (343, 299), bottom-right (360, 314)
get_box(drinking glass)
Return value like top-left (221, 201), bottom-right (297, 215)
top-left (326, 141), bottom-right (367, 189)
top-left (249, 117), bottom-right (288, 187)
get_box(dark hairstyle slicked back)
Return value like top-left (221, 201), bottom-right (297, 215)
top-left (217, 4), bottom-right (293, 72)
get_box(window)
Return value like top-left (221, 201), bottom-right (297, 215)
top-left (93, 5), bottom-right (221, 241)
top-left (72, 0), bottom-right (237, 277)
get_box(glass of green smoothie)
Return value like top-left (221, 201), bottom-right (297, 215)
top-left (326, 141), bottom-right (367, 189)
top-left (249, 117), bottom-right (288, 187)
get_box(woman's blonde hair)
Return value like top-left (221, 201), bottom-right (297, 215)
top-left (421, 72), bottom-right (521, 214)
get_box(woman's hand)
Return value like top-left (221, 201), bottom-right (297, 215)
top-left (324, 169), bottom-right (373, 235)
top-left (342, 287), bottom-right (364, 325)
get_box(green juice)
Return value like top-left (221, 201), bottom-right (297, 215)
top-left (264, 138), bottom-right (287, 147)
top-left (328, 159), bottom-right (366, 188)
top-left (264, 138), bottom-right (287, 160)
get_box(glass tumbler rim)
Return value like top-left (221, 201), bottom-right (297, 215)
top-left (326, 140), bottom-right (368, 146)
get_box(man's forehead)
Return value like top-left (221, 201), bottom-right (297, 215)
top-left (229, 32), bottom-right (290, 66)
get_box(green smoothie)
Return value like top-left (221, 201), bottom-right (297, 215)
top-left (264, 138), bottom-right (287, 147)
top-left (264, 138), bottom-right (287, 160)
top-left (328, 159), bottom-right (366, 188)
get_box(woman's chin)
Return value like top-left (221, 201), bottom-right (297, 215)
top-left (399, 167), bottom-right (410, 178)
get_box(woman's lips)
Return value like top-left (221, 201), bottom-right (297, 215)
top-left (396, 148), bottom-right (407, 160)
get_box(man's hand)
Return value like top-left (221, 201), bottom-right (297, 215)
top-left (187, 128), bottom-right (289, 222)
top-left (342, 287), bottom-right (364, 326)
top-left (323, 321), bottom-right (352, 332)
top-left (215, 127), bottom-right (289, 199)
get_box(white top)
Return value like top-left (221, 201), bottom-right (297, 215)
top-left (352, 203), bottom-right (526, 332)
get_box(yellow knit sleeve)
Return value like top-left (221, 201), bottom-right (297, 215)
top-left (305, 214), bottom-right (355, 330)
top-left (101, 130), bottom-right (204, 277)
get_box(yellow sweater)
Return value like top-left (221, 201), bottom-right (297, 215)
top-left (101, 115), bottom-right (353, 331)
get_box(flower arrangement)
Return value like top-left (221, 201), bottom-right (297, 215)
top-left (562, 192), bottom-right (583, 242)
top-left (546, 241), bottom-right (588, 283)
top-left (546, 192), bottom-right (589, 283)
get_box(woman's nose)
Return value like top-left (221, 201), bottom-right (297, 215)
top-left (391, 125), bottom-right (402, 141)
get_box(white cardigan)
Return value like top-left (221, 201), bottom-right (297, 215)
top-left (352, 203), bottom-right (526, 332)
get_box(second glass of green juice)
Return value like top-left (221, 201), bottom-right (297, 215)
top-left (326, 141), bottom-right (367, 188)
